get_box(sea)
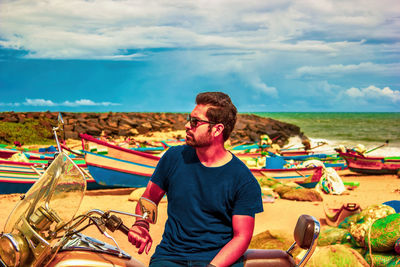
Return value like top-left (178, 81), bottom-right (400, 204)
top-left (252, 112), bottom-right (400, 157)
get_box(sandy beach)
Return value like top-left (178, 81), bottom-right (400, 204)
top-left (0, 168), bottom-right (399, 265)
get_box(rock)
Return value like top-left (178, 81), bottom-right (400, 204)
top-left (0, 112), bottom-right (307, 145)
top-left (65, 130), bottom-right (79, 140)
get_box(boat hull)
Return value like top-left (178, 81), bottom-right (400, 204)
top-left (0, 160), bottom-right (102, 194)
top-left (80, 134), bottom-right (159, 188)
top-left (87, 165), bottom-right (150, 188)
top-left (84, 152), bottom-right (155, 188)
top-left (251, 166), bottom-right (323, 188)
top-left (338, 152), bottom-right (400, 175)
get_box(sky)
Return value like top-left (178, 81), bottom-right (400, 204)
top-left (0, 0), bottom-right (399, 113)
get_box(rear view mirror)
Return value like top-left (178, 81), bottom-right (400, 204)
top-left (139, 197), bottom-right (157, 224)
top-left (57, 113), bottom-right (64, 131)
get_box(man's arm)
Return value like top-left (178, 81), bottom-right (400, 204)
top-left (210, 215), bottom-right (255, 267)
top-left (128, 181), bottom-right (165, 254)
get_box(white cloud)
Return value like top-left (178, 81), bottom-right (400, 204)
top-left (345, 87), bottom-right (364, 98)
top-left (63, 99), bottom-right (120, 106)
top-left (251, 78), bottom-right (278, 97)
top-left (24, 99), bottom-right (56, 106)
top-left (0, 102), bottom-right (20, 107)
top-left (292, 62), bottom-right (400, 78)
top-left (18, 98), bottom-right (121, 107)
top-left (345, 85), bottom-right (400, 102)
top-left (0, 0), bottom-right (399, 59)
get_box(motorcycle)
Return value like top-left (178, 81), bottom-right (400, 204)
top-left (0, 114), bottom-right (320, 267)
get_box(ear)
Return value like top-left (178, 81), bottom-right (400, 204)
top-left (213, 123), bottom-right (225, 138)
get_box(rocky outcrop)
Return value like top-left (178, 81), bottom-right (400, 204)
top-left (0, 111), bottom-right (307, 146)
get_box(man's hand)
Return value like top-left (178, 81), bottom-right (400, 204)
top-left (128, 181), bottom-right (165, 255)
top-left (128, 222), bottom-right (153, 254)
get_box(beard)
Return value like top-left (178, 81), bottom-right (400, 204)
top-left (186, 131), bottom-right (212, 147)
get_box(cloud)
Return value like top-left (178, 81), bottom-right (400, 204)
top-left (0, 102), bottom-right (20, 107)
top-left (24, 99), bottom-right (56, 106)
top-left (63, 99), bottom-right (120, 107)
top-left (345, 85), bottom-right (400, 102)
top-left (0, 0), bottom-right (399, 59)
top-left (20, 98), bottom-right (121, 107)
top-left (251, 77), bottom-right (278, 97)
top-left (291, 62), bottom-right (400, 78)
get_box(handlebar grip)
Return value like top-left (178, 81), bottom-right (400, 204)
top-left (119, 223), bottom-right (130, 236)
top-left (104, 214), bottom-right (131, 235)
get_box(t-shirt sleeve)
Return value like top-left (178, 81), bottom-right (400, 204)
top-left (232, 176), bottom-right (264, 217)
top-left (150, 147), bottom-right (176, 191)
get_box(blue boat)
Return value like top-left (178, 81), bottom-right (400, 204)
top-left (0, 159), bottom-right (105, 194)
top-left (80, 134), bottom-right (160, 188)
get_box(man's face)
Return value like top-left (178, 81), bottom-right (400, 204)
top-left (185, 104), bottom-right (214, 147)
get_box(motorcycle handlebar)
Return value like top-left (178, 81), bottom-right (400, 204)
top-left (104, 213), bottom-right (131, 236)
top-left (118, 223), bottom-right (130, 236)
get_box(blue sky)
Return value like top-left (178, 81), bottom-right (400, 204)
top-left (0, 0), bottom-right (399, 112)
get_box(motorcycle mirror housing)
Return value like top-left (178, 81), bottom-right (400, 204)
top-left (139, 197), bottom-right (157, 224)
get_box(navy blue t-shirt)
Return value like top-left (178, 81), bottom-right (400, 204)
top-left (151, 145), bottom-right (263, 261)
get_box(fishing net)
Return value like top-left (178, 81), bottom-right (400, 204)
top-left (337, 204), bottom-right (396, 247)
top-left (307, 244), bottom-right (369, 267)
top-left (274, 185), bottom-right (323, 202)
top-left (347, 205), bottom-right (396, 247)
top-left (365, 251), bottom-right (400, 267)
top-left (258, 177), bottom-right (321, 202)
top-left (365, 213), bottom-right (400, 252)
top-left (258, 177), bottom-right (280, 188)
top-left (318, 226), bottom-right (353, 246)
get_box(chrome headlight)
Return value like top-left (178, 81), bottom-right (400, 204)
top-left (0, 234), bottom-right (29, 267)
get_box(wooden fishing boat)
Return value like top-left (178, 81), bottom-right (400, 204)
top-left (23, 150), bottom-right (58, 160)
top-left (280, 150), bottom-right (310, 156)
top-left (250, 166), bottom-right (323, 188)
top-left (0, 144), bottom-right (60, 160)
top-left (337, 150), bottom-right (400, 175)
top-left (237, 152), bottom-right (347, 171)
top-left (0, 147), bottom-right (19, 159)
top-left (0, 160), bottom-right (100, 194)
top-left (80, 133), bottom-right (160, 188)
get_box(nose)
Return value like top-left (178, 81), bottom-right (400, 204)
top-left (185, 121), bottom-right (191, 130)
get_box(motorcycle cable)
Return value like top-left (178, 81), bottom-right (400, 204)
top-left (54, 214), bottom-right (105, 238)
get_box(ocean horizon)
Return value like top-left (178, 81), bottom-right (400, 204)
top-left (251, 112), bottom-right (400, 157)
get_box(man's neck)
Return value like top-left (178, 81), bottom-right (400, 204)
top-left (195, 143), bottom-right (232, 167)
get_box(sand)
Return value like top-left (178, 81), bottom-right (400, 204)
top-left (0, 169), bottom-right (399, 265)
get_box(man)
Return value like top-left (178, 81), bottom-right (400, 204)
top-left (128, 92), bottom-right (263, 267)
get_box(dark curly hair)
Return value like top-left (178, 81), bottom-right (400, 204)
top-left (196, 92), bottom-right (237, 141)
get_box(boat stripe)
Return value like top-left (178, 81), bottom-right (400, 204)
top-left (87, 164), bottom-right (152, 177)
top-left (84, 151), bottom-right (156, 169)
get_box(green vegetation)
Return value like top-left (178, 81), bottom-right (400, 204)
top-left (0, 118), bottom-right (55, 145)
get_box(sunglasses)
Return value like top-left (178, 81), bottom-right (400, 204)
top-left (187, 115), bottom-right (217, 128)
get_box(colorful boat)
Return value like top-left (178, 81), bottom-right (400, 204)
top-left (0, 147), bottom-right (19, 159)
top-left (237, 152), bottom-right (347, 171)
top-left (337, 151), bottom-right (400, 175)
top-left (80, 133), bottom-right (160, 188)
top-left (0, 160), bottom-right (100, 194)
top-left (0, 144), bottom-right (59, 160)
top-left (250, 166), bottom-right (324, 188)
